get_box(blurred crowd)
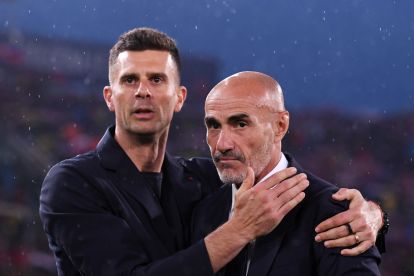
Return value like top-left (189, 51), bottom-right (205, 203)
top-left (1, 55), bottom-right (413, 275)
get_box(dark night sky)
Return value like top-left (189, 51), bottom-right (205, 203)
top-left (1, 0), bottom-right (413, 113)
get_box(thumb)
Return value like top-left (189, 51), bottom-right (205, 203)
top-left (238, 167), bottom-right (255, 194)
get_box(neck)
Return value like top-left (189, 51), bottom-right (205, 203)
top-left (115, 128), bottom-right (169, 172)
top-left (255, 148), bottom-right (282, 183)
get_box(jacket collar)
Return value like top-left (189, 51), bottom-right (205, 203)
top-left (95, 126), bottom-right (186, 253)
top-left (247, 152), bottom-right (306, 276)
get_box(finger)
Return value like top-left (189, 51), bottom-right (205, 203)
top-left (340, 241), bottom-right (372, 256)
top-left (275, 178), bottom-right (309, 203)
top-left (323, 233), bottom-right (363, 248)
top-left (269, 173), bottom-right (308, 198)
top-left (332, 188), bottom-right (363, 205)
top-left (255, 167), bottom-right (298, 191)
top-left (315, 224), bottom-right (351, 242)
top-left (276, 191), bottom-right (306, 218)
top-left (315, 210), bottom-right (352, 233)
top-left (238, 167), bottom-right (255, 194)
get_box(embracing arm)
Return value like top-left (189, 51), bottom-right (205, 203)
top-left (40, 162), bottom-right (308, 275)
top-left (314, 188), bottom-right (386, 256)
top-left (39, 162), bottom-right (214, 276)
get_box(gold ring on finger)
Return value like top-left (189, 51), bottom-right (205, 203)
top-left (354, 234), bottom-right (360, 244)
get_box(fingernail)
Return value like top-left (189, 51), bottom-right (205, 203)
top-left (315, 235), bottom-right (321, 242)
top-left (315, 227), bottom-right (320, 232)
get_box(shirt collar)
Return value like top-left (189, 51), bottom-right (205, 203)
top-left (257, 153), bottom-right (289, 184)
top-left (230, 153), bottom-right (288, 218)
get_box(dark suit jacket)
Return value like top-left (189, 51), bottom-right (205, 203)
top-left (39, 126), bottom-right (221, 276)
top-left (191, 154), bottom-right (381, 275)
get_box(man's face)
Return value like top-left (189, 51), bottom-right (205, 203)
top-left (204, 84), bottom-right (279, 185)
top-left (104, 50), bottom-right (186, 137)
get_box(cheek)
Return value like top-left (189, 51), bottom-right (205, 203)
top-left (206, 133), bottom-right (216, 151)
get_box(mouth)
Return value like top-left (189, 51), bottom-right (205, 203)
top-left (215, 158), bottom-right (242, 167)
top-left (132, 107), bottom-right (155, 119)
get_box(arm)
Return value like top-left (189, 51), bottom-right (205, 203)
top-left (40, 163), bottom-right (307, 275)
top-left (314, 188), bottom-right (385, 256)
top-left (39, 162), bottom-right (214, 276)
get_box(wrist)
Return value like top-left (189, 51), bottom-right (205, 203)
top-left (225, 218), bottom-right (255, 244)
top-left (369, 200), bottom-right (389, 235)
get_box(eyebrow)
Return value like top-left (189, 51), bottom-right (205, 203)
top-left (119, 73), bottom-right (138, 81)
top-left (228, 113), bottom-right (250, 124)
top-left (119, 71), bottom-right (169, 81)
top-left (204, 116), bottom-right (219, 127)
top-left (204, 113), bottom-right (250, 126)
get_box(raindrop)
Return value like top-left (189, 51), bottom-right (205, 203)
top-left (194, 25), bottom-right (198, 30)
top-left (4, 20), bottom-right (9, 27)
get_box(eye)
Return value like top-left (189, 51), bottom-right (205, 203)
top-left (205, 119), bottom-right (221, 130)
top-left (151, 75), bottom-right (163, 84)
top-left (124, 76), bottom-right (137, 84)
top-left (237, 121), bottom-right (247, 128)
top-left (211, 122), bottom-right (220, 129)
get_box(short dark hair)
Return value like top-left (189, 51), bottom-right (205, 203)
top-left (108, 27), bottom-right (181, 83)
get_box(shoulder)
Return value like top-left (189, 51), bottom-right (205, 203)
top-left (40, 150), bottom-right (106, 213)
top-left (176, 156), bottom-right (222, 190)
top-left (300, 170), bottom-right (348, 222)
top-left (47, 150), bottom-right (99, 176)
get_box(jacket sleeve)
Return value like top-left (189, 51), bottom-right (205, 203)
top-left (39, 161), bottom-right (214, 276)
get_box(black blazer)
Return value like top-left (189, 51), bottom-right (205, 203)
top-left (191, 154), bottom-right (381, 275)
top-left (39, 126), bottom-right (220, 276)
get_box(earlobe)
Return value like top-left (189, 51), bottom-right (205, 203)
top-left (174, 86), bottom-right (187, 112)
top-left (103, 86), bottom-right (115, 112)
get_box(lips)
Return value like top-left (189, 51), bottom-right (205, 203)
top-left (132, 107), bottom-right (155, 119)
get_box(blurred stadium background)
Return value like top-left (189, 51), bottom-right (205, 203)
top-left (1, 1), bottom-right (413, 275)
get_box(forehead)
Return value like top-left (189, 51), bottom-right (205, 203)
top-left (205, 89), bottom-right (271, 121)
top-left (114, 50), bottom-right (177, 76)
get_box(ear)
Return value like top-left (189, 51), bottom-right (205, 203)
top-left (103, 86), bottom-right (115, 112)
top-left (174, 86), bottom-right (187, 112)
top-left (274, 111), bottom-right (290, 142)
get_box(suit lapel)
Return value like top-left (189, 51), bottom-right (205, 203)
top-left (247, 206), bottom-right (301, 275)
top-left (247, 153), bottom-right (305, 276)
top-left (96, 127), bottom-right (176, 253)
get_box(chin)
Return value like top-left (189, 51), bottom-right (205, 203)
top-left (217, 169), bottom-right (246, 186)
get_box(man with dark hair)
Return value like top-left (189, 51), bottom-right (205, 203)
top-left (39, 28), bottom-right (385, 275)
top-left (108, 28), bottom-right (182, 83)
top-left (192, 71), bottom-right (381, 275)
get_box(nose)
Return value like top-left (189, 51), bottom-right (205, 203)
top-left (216, 128), bottom-right (234, 153)
top-left (135, 82), bottom-right (151, 98)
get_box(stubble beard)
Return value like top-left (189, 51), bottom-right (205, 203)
top-left (214, 142), bottom-right (273, 186)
